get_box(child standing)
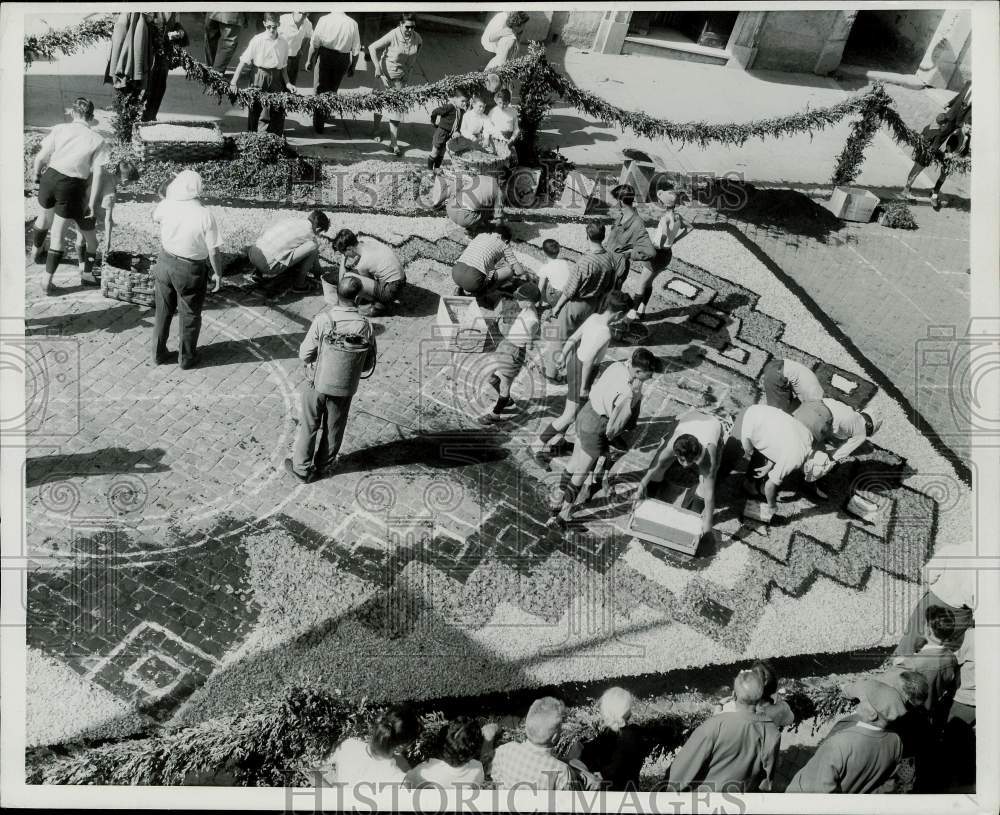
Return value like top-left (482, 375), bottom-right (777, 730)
top-left (536, 291), bottom-right (632, 464)
top-left (428, 90), bottom-right (468, 171)
top-left (75, 158), bottom-right (140, 278)
top-left (627, 189), bottom-right (692, 321)
top-left (893, 605), bottom-right (960, 734)
top-left (482, 282), bottom-right (541, 422)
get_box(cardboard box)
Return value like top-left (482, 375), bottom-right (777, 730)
top-left (627, 498), bottom-right (701, 557)
top-left (829, 186), bottom-right (880, 222)
top-left (433, 296), bottom-right (492, 353)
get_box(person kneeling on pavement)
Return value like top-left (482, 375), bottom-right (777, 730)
top-left (286, 275), bottom-right (376, 484)
top-left (333, 228), bottom-right (406, 317)
top-left (451, 223), bottom-right (526, 297)
top-left (249, 209), bottom-right (329, 295)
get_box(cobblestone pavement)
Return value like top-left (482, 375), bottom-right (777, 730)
top-left (21, 203), bottom-right (961, 744)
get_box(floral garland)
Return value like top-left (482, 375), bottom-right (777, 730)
top-left (23, 14), bottom-right (116, 68)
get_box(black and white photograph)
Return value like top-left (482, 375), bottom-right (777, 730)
top-left (1, 2), bottom-right (997, 812)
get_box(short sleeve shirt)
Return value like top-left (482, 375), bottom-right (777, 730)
top-left (538, 258), bottom-right (571, 292)
top-left (489, 105), bottom-right (518, 136)
top-left (240, 32), bottom-right (289, 69)
top-left (738, 405), bottom-right (813, 486)
top-left (823, 397), bottom-right (867, 441)
top-left (278, 14), bottom-right (313, 57)
top-left (589, 361), bottom-right (636, 418)
top-left (255, 218), bottom-right (316, 269)
top-left (451, 175), bottom-right (500, 212)
top-left (783, 358), bottom-right (824, 401)
top-left (153, 200), bottom-right (223, 261)
top-left (42, 122), bottom-right (110, 180)
top-left (374, 27), bottom-right (422, 80)
top-left (324, 737), bottom-right (407, 785)
top-left (311, 13), bottom-right (361, 55)
top-left (356, 240), bottom-right (404, 285)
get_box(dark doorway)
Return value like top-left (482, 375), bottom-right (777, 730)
top-left (841, 9), bottom-right (944, 74)
top-left (628, 11), bottom-right (739, 50)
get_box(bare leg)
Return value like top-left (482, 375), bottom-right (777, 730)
top-left (556, 447), bottom-right (599, 522)
top-left (42, 214), bottom-right (71, 293)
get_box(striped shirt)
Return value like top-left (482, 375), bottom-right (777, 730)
top-left (563, 247), bottom-right (615, 302)
top-left (40, 122), bottom-right (110, 180)
top-left (255, 218), bottom-right (316, 270)
top-left (457, 233), bottom-right (517, 275)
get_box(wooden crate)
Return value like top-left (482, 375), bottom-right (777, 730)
top-left (133, 120), bottom-right (225, 163)
top-left (627, 498), bottom-right (701, 557)
top-left (433, 296), bottom-right (493, 353)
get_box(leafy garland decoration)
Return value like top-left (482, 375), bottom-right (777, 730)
top-left (23, 14), bottom-right (116, 68)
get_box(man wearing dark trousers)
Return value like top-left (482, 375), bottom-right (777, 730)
top-left (286, 275), bottom-right (376, 483)
top-left (204, 12), bottom-right (248, 73)
top-left (151, 171), bottom-right (223, 370)
top-left (305, 11), bottom-right (361, 134)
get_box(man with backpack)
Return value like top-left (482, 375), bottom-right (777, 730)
top-left (285, 275), bottom-right (376, 483)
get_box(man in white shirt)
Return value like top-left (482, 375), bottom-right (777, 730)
top-left (249, 209), bottom-right (329, 295)
top-left (332, 228), bottom-right (407, 316)
top-left (305, 11), bottom-right (361, 134)
top-left (761, 357), bottom-right (824, 413)
top-left (230, 13), bottom-right (295, 136)
top-left (278, 12), bottom-right (313, 84)
top-left (718, 404), bottom-right (814, 522)
top-left (822, 397), bottom-right (882, 461)
top-left (151, 171), bottom-right (224, 370)
top-left (31, 97), bottom-right (109, 294)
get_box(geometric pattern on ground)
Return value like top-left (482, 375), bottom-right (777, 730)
top-left (22, 203), bottom-right (967, 742)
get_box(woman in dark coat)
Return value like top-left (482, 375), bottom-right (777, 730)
top-left (571, 687), bottom-right (648, 791)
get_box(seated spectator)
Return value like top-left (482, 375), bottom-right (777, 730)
top-left (760, 357), bottom-right (824, 413)
top-left (451, 223), bottom-right (525, 297)
top-left (333, 228), bottom-right (406, 317)
top-left (459, 92), bottom-right (498, 149)
top-left (488, 88), bottom-right (520, 162)
top-left (445, 172), bottom-right (503, 236)
top-left (893, 605), bottom-right (960, 733)
top-left (716, 404), bottom-right (815, 524)
top-left (574, 687), bottom-right (647, 791)
top-left (490, 697), bottom-right (575, 790)
top-left (249, 209), bottom-right (329, 294)
top-left (717, 660), bottom-right (794, 728)
top-left (786, 679), bottom-right (906, 793)
top-left (319, 707), bottom-right (420, 785)
top-left (405, 716), bottom-right (489, 788)
top-left (667, 669), bottom-right (781, 793)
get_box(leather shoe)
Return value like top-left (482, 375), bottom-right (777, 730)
top-left (179, 354), bottom-right (201, 370)
top-left (152, 351), bottom-right (178, 366)
top-left (283, 458), bottom-right (311, 484)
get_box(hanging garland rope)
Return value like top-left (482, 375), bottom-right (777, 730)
top-left (23, 14), bottom-right (116, 68)
top-left (23, 20), bottom-right (969, 184)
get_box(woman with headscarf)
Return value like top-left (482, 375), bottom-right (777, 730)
top-left (151, 171), bottom-right (224, 370)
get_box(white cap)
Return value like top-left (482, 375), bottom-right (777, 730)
top-left (166, 170), bottom-right (204, 201)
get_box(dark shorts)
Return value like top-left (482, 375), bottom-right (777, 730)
top-left (495, 340), bottom-right (526, 381)
top-left (38, 168), bottom-right (88, 222)
top-left (651, 247), bottom-right (673, 274)
top-left (761, 358), bottom-right (794, 413)
top-left (452, 260), bottom-right (489, 294)
top-left (575, 402), bottom-right (609, 459)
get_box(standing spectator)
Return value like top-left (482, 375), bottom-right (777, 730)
top-left (535, 292), bottom-right (631, 464)
top-left (405, 716), bottom-right (489, 788)
top-left (31, 98), bottom-right (109, 294)
top-left (287, 276), bottom-right (376, 483)
top-left (142, 12), bottom-right (186, 122)
top-left (635, 409), bottom-right (725, 539)
top-left (893, 606), bottom-right (960, 733)
top-left (305, 11), bottom-right (361, 134)
top-left (488, 88), bottom-right (521, 162)
top-left (606, 184), bottom-right (656, 292)
top-left (573, 687), bottom-right (647, 791)
top-left (785, 679), bottom-right (906, 793)
top-left (278, 12), bottom-right (313, 85)
top-left (895, 540), bottom-right (975, 656)
top-left (668, 669), bottom-right (781, 792)
top-left (75, 157), bottom-right (141, 273)
top-left (482, 282), bottom-right (541, 421)
top-left (319, 707), bottom-right (419, 785)
top-left (204, 12), bottom-right (248, 73)
top-left (546, 223), bottom-right (618, 378)
top-left (628, 190), bottom-right (692, 320)
top-left (230, 13), bottom-right (295, 136)
top-left (490, 697), bottom-right (574, 790)
top-left (445, 172), bottom-right (502, 236)
top-left (333, 229), bottom-right (406, 317)
top-left (944, 628), bottom-right (975, 790)
top-left (903, 80), bottom-right (971, 210)
top-left (451, 224), bottom-right (525, 297)
top-left (427, 90), bottom-right (468, 172)
top-left (248, 209), bottom-right (329, 295)
top-left (151, 171), bottom-right (223, 370)
top-left (368, 13), bottom-right (423, 156)
top-left (760, 357), bottom-right (824, 413)
top-left (716, 404), bottom-right (815, 524)
top-left (550, 349), bottom-right (661, 526)
top-left (482, 12), bottom-right (529, 74)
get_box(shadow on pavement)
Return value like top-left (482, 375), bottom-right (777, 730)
top-left (26, 447), bottom-right (169, 487)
